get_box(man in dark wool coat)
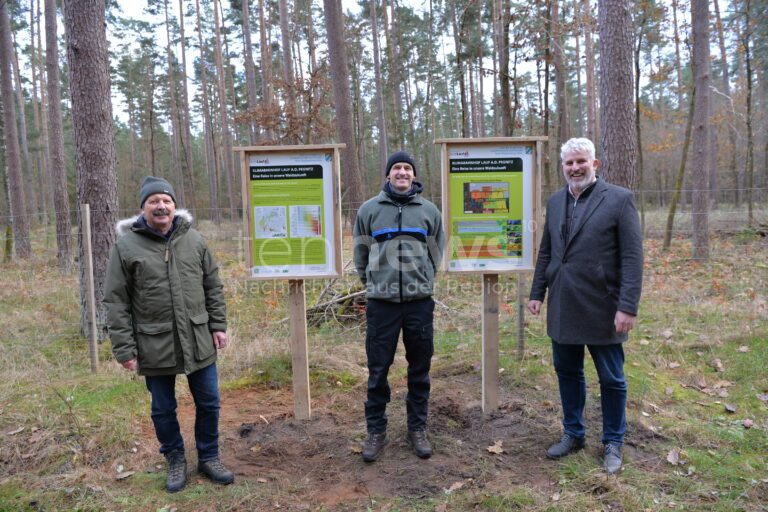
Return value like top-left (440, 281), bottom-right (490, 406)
top-left (528, 137), bottom-right (643, 474)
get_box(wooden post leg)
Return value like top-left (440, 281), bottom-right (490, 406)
top-left (517, 274), bottom-right (526, 360)
top-left (288, 279), bottom-right (311, 420)
top-left (482, 273), bottom-right (500, 413)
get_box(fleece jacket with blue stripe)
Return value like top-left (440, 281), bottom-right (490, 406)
top-left (353, 182), bottom-right (445, 302)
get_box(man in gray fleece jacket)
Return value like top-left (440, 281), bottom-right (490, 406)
top-left (353, 151), bottom-right (445, 462)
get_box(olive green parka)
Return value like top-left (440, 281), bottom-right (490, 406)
top-left (104, 210), bottom-right (226, 376)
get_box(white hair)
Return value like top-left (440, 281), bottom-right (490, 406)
top-left (560, 138), bottom-right (596, 161)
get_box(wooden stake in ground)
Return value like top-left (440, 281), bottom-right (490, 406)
top-left (82, 204), bottom-right (99, 373)
top-left (482, 274), bottom-right (500, 412)
top-left (289, 280), bottom-right (311, 420)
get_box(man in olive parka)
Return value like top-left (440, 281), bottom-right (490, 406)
top-left (104, 176), bottom-right (234, 493)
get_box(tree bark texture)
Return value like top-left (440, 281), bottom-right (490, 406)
top-left (583, 0), bottom-right (598, 143)
top-left (370, 0), bottom-right (389, 176)
top-left (0, 1), bottom-right (31, 258)
top-left (598, 0), bottom-right (637, 189)
top-left (691, 0), bottom-right (710, 259)
top-left (241, 0), bottom-right (260, 144)
top-left (62, 0), bottom-right (119, 341)
top-left (45, 0), bottom-right (72, 270)
top-left (322, 0), bottom-right (364, 220)
top-left (212, 0), bottom-right (236, 219)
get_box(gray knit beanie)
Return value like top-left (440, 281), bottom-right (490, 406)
top-left (139, 176), bottom-right (176, 207)
top-left (385, 151), bottom-right (417, 176)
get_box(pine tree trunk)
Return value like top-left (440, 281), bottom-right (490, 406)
top-left (212, 0), bottom-right (236, 219)
top-left (11, 37), bottom-right (38, 222)
top-left (62, 0), bottom-right (119, 341)
top-left (0, 1), bottom-right (31, 258)
top-left (552, 0), bottom-right (569, 149)
top-left (258, 0), bottom-right (274, 140)
top-left (598, 0), bottom-right (637, 189)
top-left (691, 0), bottom-right (710, 259)
top-left (163, 0), bottom-right (187, 207)
top-left (382, 0), bottom-right (403, 146)
top-left (177, 0), bottom-right (198, 209)
top-left (583, 0), bottom-right (598, 143)
top-left (278, 0), bottom-right (296, 139)
top-left (743, 0), bottom-right (754, 226)
top-left (370, 0), bottom-right (388, 175)
top-left (322, 0), bottom-right (364, 221)
top-left (241, 0), bottom-right (259, 144)
top-left (45, 0), bottom-right (72, 270)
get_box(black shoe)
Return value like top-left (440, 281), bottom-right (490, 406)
top-left (546, 433), bottom-right (586, 459)
top-left (407, 429), bottom-right (432, 459)
top-left (165, 450), bottom-right (187, 493)
top-left (603, 442), bottom-right (623, 474)
top-left (198, 459), bottom-right (234, 485)
top-left (361, 432), bottom-right (387, 462)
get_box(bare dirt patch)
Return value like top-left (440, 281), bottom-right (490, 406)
top-left (149, 366), bottom-right (660, 509)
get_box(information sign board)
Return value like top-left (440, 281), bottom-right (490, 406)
top-left (236, 145), bottom-right (343, 280)
top-left (436, 138), bottom-right (544, 273)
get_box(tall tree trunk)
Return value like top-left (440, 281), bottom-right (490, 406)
top-left (583, 0), bottom-right (598, 143)
top-left (498, 0), bottom-right (511, 136)
top-left (241, 0), bottom-right (259, 144)
top-left (370, 0), bottom-right (388, 175)
top-left (663, 87), bottom-right (695, 250)
top-left (212, 0), bottom-right (236, 219)
top-left (30, 0), bottom-right (49, 223)
top-left (258, 0), bottom-right (273, 139)
top-left (671, 0), bottom-right (686, 112)
top-left (542, 0), bottom-right (552, 194)
top-left (45, 0), bottom-right (72, 270)
top-left (11, 35), bottom-right (38, 222)
top-left (383, 0), bottom-right (403, 145)
top-left (742, 0), bottom-right (754, 226)
top-left (452, 3), bottom-right (469, 138)
top-left (712, 0), bottom-right (731, 207)
top-left (635, 17), bottom-right (646, 232)
top-left (552, 0), bottom-right (569, 148)
top-left (163, 0), bottom-right (187, 207)
top-left (178, 0), bottom-right (198, 210)
top-left (322, 0), bottom-right (364, 221)
top-left (691, 0), bottom-right (710, 259)
top-left (62, 0), bottom-right (119, 341)
top-left (598, 0), bottom-right (637, 189)
top-left (194, 0), bottom-right (220, 224)
top-left (36, 0), bottom-right (54, 221)
top-left (0, 1), bottom-right (31, 258)
top-left (278, 0), bottom-right (296, 137)
top-left (575, 27), bottom-right (584, 136)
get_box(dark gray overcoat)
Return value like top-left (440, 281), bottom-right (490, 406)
top-left (529, 178), bottom-right (643, 345)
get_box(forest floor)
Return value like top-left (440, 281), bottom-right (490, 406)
top-left (0, 213), bottom-right (766, 511)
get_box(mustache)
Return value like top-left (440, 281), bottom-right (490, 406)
top-left (152, 209), bottom-right (172, 216)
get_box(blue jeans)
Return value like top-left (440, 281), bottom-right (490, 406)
top-left (365, 298), bottom-right (434, 433)
top-left (145, 363), bottom-right (221, 461)
top-left (551, 341), bottom-right (627, 444)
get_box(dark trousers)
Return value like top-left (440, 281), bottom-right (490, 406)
top-left (551, 341), bottom-right (627, 444)
top-left (145, 363), bottom-right (221, 461)
top-left (365, 297), bottom-right (434, 433)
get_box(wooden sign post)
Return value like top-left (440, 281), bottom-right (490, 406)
top-left (435, 137), bottom-right (545, 412)
top-left (235, 144), bottom-right (344, 420)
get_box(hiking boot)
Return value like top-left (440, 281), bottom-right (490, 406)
top-left (603, 442), bottom-right (623, 474)
top-left (361, 432), bottom-right (387, 462)
top-left (546, 433), bottom-right (586, 459)
top-left (407, 429), bottom-right (432, 459)
top-left (165, 450), bottom-right (187, 493)
top-left (198, 459), bottom-right (234, 485)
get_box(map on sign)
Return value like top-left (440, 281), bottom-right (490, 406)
top-left (253, 206), bottom-right (287, 238)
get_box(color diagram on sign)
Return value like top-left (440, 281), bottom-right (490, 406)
top-left (289, 205), bottom-right (322, 238)
top-left (463, 182), bottom-right (509, 214)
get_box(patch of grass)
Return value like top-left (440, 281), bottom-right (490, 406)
top-left (225, 352), bottom-right (293, 390)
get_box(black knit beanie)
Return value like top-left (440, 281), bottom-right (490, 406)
top-left (139, 176), bottom-right (176, 207)
top-left (385, 151), bottom-right (417, 176)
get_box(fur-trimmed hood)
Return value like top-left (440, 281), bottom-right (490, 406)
top-left (114, 209), bottom-right (193, 237)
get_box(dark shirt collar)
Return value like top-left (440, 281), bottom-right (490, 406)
top-left (568, 177), bottom-right (598, 200)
